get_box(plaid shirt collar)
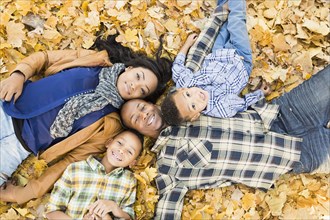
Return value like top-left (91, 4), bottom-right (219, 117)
top-left (152, 99), bottom-right (280, 154)
top-left (86, 155), bottom-right (124, 176)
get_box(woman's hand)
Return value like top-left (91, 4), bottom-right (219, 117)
top-left (0, 71), bottom-right (25, 102)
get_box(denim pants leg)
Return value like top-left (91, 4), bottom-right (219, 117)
top-left (212, 0), bottom-right (253, 74)
top-left (0, 102), bottom-right (30, 185)
top-left (271, 65), bottom-right (330, 173)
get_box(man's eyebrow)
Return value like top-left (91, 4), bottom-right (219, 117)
top-left (130, 103), bottom-right (141, 121)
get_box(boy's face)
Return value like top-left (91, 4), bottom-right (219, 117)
top-left (117, 67), bottom-right (158, 100)
top-left (172, 87), bottom-right (209, 122)
top-left (105, 131), bottom-right (142, 168)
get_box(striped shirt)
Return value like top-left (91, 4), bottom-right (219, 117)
top-left (172, 51), bottom-right (264, 119)
top-left (151, 100), bottom-right (302, 220)
top-left (45, 156), bottom-right (136, 219)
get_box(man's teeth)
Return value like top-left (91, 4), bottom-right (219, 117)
top-left (147, 115), bottom-right (155, 125)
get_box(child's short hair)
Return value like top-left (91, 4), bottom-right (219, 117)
top-left (160, 88), bottom-right (184, 126)
top-left (127, 129), bottom-right (144, 145)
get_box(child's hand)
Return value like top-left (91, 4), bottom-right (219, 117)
top-left (184, 33), bottom-right (198, 48)
top-left (179, 33), bottom-right (198, 55)
top-left (260, 81), bottom-right (272, 96)
top-left (88, 200), bottom-right (120, 218)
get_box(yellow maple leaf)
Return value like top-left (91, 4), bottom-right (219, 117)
top-left (117, 11), bottom-right (132, 22)
top-left (164, 19), bottom-right (179, 33)
top-left (14, 1), bottom-right (31, 16)
top-left (0, 208), bottom-right (20, 220)
top-left (265, 192), bottom-right (287, 216)
top-left (124, 28), bottom-right (139, 43)
top-left (241, 193), bottom-right (256, 210)
top-left (6, 21), bottom-right (26, 48)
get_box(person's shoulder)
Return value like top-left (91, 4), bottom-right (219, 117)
top-left (120, 169), bottom-right (137, 184)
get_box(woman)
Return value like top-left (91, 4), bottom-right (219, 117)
top-left (0, 35), bottom-right (172, 204)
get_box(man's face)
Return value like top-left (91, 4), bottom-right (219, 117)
top-left (121, 99), bottom-right (164, 138)
top-left (172, 87), bottom-right (209, 121)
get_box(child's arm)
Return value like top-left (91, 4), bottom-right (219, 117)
top-left (178, 34), bottom-right (198, 56)
top-left (46, 211), bottom-right (72, 220)
top-left (186, 4), bottom-right (229, 72)
top-left (88, 200), bottom-right (131, 220)
top-left (44, 165), bottom-right (73, 219)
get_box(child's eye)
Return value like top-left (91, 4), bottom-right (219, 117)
top-left (192, 104), bottom-right (196, 110)
top-left (128, 151), bottom-right (133, 155)
top-left (117, 141), bottom-right (122, 145)
top-left (186, 92), bottom-right (190, 97)
top-left (136, 73), bottom-right (140, 80)
top-left (141, 88), bottom-right (146, 95)
top-left (141, 105), bottom-right (145, 111)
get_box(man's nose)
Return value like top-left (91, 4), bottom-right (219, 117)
top-left (140, 111), bottom-right (149, 120)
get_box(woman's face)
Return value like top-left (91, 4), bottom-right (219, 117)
top-left (117, 66), bottom-right (158, 100)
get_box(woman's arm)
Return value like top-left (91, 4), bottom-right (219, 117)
top-left (0, 49), bottom-right (110, 102)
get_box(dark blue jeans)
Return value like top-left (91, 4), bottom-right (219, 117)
top-left (271, 65), bottom-right (330, 173)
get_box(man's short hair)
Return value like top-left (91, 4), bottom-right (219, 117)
top-left (160, 88), bottom-right (184, 126)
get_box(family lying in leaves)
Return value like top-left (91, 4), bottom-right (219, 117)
top-left (0, 0), bottom-right (329, 219)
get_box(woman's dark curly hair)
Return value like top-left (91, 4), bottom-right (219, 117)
top-left (93, 34), bottom-right (172, 103)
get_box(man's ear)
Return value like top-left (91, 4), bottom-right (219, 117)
top-left (190, 113), bottom-right (200, 122)
top-left (104, 138), bottom-right (113, 148)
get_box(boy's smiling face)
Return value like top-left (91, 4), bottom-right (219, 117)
top-left (104, 131), bottom-right (142, 169)
top-left (172, 87), bottom-right (209, 122)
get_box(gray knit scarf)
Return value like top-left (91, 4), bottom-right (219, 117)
top-left (50, 63), bottom-right (125, 139)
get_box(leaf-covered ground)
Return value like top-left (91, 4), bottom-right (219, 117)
top-left (0, 0), bottom-right (329, 219)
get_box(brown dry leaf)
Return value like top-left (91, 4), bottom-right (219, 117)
top-left (6, 21), bottom-right (26, 48)
top-left (0, 208), bottom-right (20, 220)
top-left (241, 193), bottom-right (256, 211)
top-left (265, 192), bottom-right (287, 216)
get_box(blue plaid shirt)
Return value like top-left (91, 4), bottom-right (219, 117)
top-left (151, 100), bottom-right (302, 220)
top-left (172, 51), bottom-right (264, 118)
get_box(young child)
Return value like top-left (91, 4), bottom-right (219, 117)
top-left (161, 0), bottom-right (270, 126)
top-left (45, 130), bottom-right (143, 220)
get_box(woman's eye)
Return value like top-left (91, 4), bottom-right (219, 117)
top-left (186, 92), bottom-right (190, 97)
top-left (117, 141), bottom-right (122, 145)
top-left (192, 104), bottom-right (196, 110)
top-left (141, 89), bottom-right (146, 95)
top-left (128, 151), bottom-right (133, 155)
top-left (136, 73), bottom-right (140, 80)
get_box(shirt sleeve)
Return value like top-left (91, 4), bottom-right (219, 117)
top-left (119, 177), bottom-right (137, 219)
top-left (244, 90), bottom-right (264, 107)
top-left (172, 53), bottom-right (195, 88)
top-left (154, 180), bottom-right (188, 220)
top-left (45, 165), bottom-right (73, 214)
top-left (206, 91), bottom-right (264, 118)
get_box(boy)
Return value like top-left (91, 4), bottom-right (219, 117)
top-left (161, 0), bottom-right (270, 125)
top-left (45, 130), bottom-right (143, 220)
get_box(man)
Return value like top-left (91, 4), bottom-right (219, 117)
top-left (120, 1), bottom-right (330, 219)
